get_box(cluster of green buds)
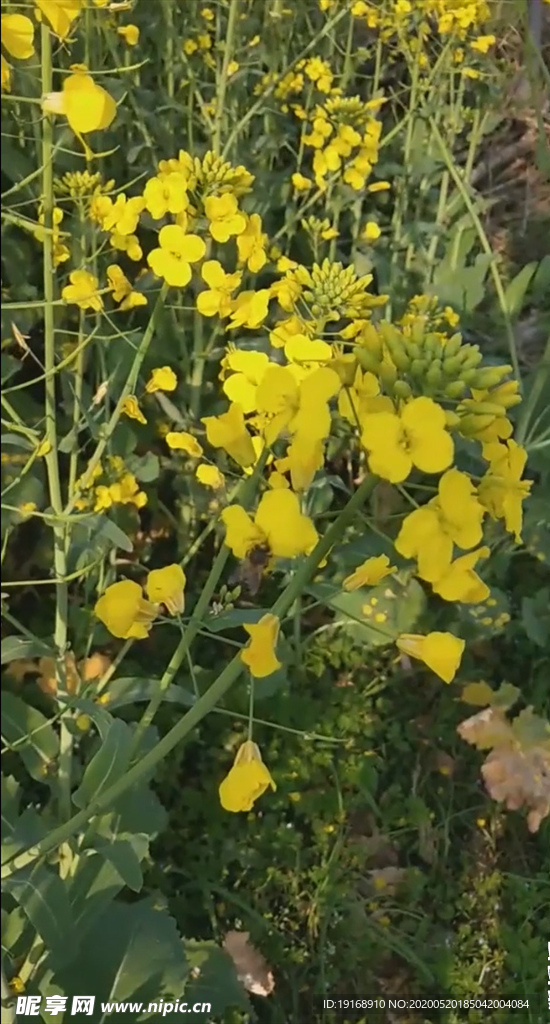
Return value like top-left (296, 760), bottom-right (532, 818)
top-left (302, 259), bottom-right (382, 321)
top-left (354, 321), bottom-right (515, 404)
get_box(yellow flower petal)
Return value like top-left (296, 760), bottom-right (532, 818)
top-left (219, 740), bottom-right (276, 812)
top-left (343, 554), bottom-right (395, 590)
top-left (396, 631), bottom-right (465, 684)
top-left (241, 613), bottom-right (282, 678)
top-left (166, 431), bottom-right (203, 457)
top-left (94, 580), bottom-right (157, 639)
top-left (146, 564), bottom-right (186, 615)
top-left (1, 14), bottom-right (35, 59)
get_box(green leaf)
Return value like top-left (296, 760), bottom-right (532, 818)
top-left (307, 574), bottom-right (425, 647)
top-left (511, 707), bottom-right (550, 748)
top-left (1, 635), bottom-right (52, 664)
top-left (51, 899), bottom-right (188, 1019)
top-left (183, 939), bottom-right (252, 1022)
top-left (105, 677), bottom-right (195, 711)
top-left (521, 590), bottom-right (550, 649)
top-left (95, 834), bottom-right (149, 893)
top-left (127, 451), bottom-right (160, 483)
top-left (4, 863), bottom-right (76, 967)
top-left (206, 608), bottom-right (268, 633)
top-left (72, 719), bottom-right (133, 810)
top-left (1, 692), bottom-right (59, 784)
top-left (458, 587), bottom-right (511, 639)
top-left (503, 262), bottom-right (538, 319)
top-left (97, 517), bottom-right (134, 553)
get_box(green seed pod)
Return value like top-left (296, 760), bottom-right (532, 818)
top-left (393, 379), bottom-right (412, 400)
top-left (445, 380), bottom-right (467, 398)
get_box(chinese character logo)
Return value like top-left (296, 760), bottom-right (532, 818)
top-left (71, 996), bottom-right (95, 1015)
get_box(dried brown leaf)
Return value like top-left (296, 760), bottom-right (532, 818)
top-left (457, 706), bottom-right (513, 750)
top-left (223, 931), bottom-right (275, 997)
top-left (481, 746), bottom-right (550, 833)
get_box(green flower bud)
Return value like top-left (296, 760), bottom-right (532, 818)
top-left (410, 358), bottom-right (428, 377)
top-left (461, 367), bottom-right (481, 385)
top-left (423, 333), bottom-right (442, 358)
top-left (379, 362), bottom-right (397, 388)
top-left (445, 380), bottom-right (467, 398)
top-left (393, 379), bottom-right (412, 400)
top-left (442, 355), bottom-right (463, 376)
top-left (443, 333), bottom-right (463, 358)
top-left (459, 413), bottom-right (495, 435)
top-left (354, 347), bottom-right (381, 373)
top-left (404, 340), bottom-right (422, 361)
top-left (384, 339), bottom-right (410, 371)
top-left (469, 365), bottom-right (512, 390)
top-left (425, 361), bottom-right (443, 387)
top-left (465, 401), bottom-right (505, 417)
top-left (460, 346), bottom-right (482, 370)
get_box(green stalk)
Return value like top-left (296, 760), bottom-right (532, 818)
top-left (128, 451), bottom-right (268, 757)
top-left (429, 118), bottom-right (521, 386)
top-left (1, 474), bottom-right (377, 881)
top-left (212, 0), bottom-right (240, 156)
top-left (40, 23), bottom-right (72, 822)
top-left (65, 285), bottom-right (168, 513)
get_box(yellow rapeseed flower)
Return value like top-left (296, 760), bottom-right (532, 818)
top-left (166, 432), bottom-right (203, 457)
top-left (202, 403), bottom-right (256, 468)
top-left (478, 440), bottom-right (532, 543)
top-left (227, 289), bottom-right (271, 330)
top-left (106, 264), bottom-right (147, 311)
top-left (121, 395), bottom-right (146, 424)
top-left (62, 269), bottom-right (103, 311)
top-left (236, 214), bottom-right (268, 273)
top-left (143, 172), bottom-right (189, 220)
top-left (1, 14), bottom-right (35, 61)
top-left (431, 547), bottom-right (490, 604)
top-left (117, 24), bottom-right (140, 46)
top-left (147, 224), bottom-right (206, 288)
top-left (219, 740), bottom-right (276, 812)
top-left (95, 580), bottom-right (158, 640)
top-left (241, 614), bottom-right (282, 678)
top-left (35, 0), bottom-right (83, 41)
top-left (396, 632), bottom-right (465, 684)
top-left (196, 463), bottom-right (225, 489)
top-left (145, 366), bottom-right (177, 393)
top-left (196, 260), bottom-right (242, 317)
top-left (204, 194), bottom-right (246, 242)
top-left (343, 554), bottom-right (396, 591)
top-left (361, 397), bottom-right (454, 483)
top-left (146, 564), bottom-right (186, 615)
top-left (222, 489), bottom-right (318, 560)
top-left (42, 72), bottom-right (116, 135)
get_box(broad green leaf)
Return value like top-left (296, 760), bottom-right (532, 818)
top-left (1, 805), bottom-right (46, 865)
top-left (52, 899), bottom-right (188, 1019)
top-left (72, 719), bottom-right (133, 810)
top-left (95, 834), bottom-right (149, 893)
top-left (512, 707), bottom-right (550, 748)
top-left (522, 590), bottom-right (550, 649)
top-left (1, 635), bottom-right (52, 664)
top-left (97, 517), bottom-right (134, 553)
top-left (503, 262), bottom-right (538, 319)
top-left (307, 575), bottom-right (425, 647)
top-left (127, 451), bottom-right (160, 483)
top-left (4, 863), bottom-right (76, 967)
top-left (105, 677), bottom-right (195, 710)
top-left (490, 682), bottom-right (521, 712)
top-left (1, 692), bottom-right (59, 784)
top-left (458, 587), bottom-right (511, 639)
top-left (182, 939), bottom-right (252, 1022)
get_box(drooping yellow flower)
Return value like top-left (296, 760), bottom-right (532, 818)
top-left (478, 440), bottom-right (532, 542)
top-left (196, 463), bottom-right (225, 489)
top-left (34, 0), bottom-right (83, 41)
top-left (219, 740), bottom-right (276, 812)
top-left (106, 264), bottom-right (147, 311)
top-left (202, 403), bottom-right (256, 468)
top-left (42, 73), bottom-right (116, 135)
top-left (94, 580), bottom-right (158, 639)
top-left (117, 24), bottom-right (140, 46)
top-left (166, 431), bottom-right (203, 457)
top-left (147, 224), bottom-right (206, 288)
top-left (431, 547), bottom-right (490, 604)
top-left (62, 269), bottom-right (103, 311)
top-left (145, 564), bottom-right (186, 615)
top-left (361, 397), bottom-right (454, 483)
top-left (241, 614), bottom-right (282, 678)
top-left (343, 554), bottom-right (396, 591)
top-left (121, 395), bottom-right (146, 424)
top-left (222, 489), bottom-right (318, 561)
top-left (145, 366), bottom-right (177, 393)
top-left (395, 469), bottom-right (486, 583)
top-left (204, 193), bottom-right (246, 242)
top-left (1, 14), bottom-right (35, 61)
top-left (396, 631), bottom-right (465, 684)
top-left (196, 260), bottom-right (242, 318)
